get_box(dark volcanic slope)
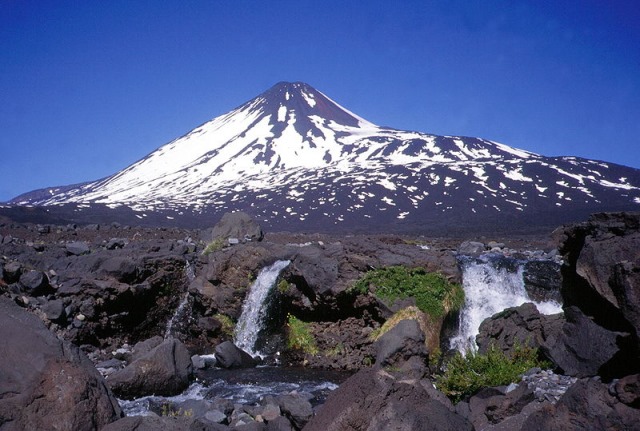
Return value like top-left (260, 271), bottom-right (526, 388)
top-left (8, 82), bottom-right (640, 233)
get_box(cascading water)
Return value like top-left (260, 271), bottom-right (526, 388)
top-left (450, 254), bottom-right (562, 352)
top-left (164, 259), bottom-right (196, 339)
top-left (234, 260), bottom-right (290, 356)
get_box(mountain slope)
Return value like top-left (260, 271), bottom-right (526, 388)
top-left (10, 82), bottom-right (640, 233)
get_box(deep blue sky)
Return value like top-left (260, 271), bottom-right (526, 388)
top-left (2, 0), bottom-right (639, 202)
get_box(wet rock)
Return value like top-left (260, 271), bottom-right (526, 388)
top-left (107, 338), bottom-right (193, 399)
top-left (102, 416), bottom-right (196, 431)
top-left (214, 341), bottom-right (258, 369)
top-left (476, 302), bottom-right (564, 356)
top-left (0, 297), bottom-right (122, 429)
top-left (523, 259), bottom-right (562, 304)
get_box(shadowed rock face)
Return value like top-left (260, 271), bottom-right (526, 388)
top-left (0, 297), bottom-right (122, 430)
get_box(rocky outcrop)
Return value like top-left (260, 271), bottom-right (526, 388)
top-left (305, 367), bottom-right (473, 431)
top-left (106, 338), bottom-right (193, 399)
top-left (520, 377), bottom-right (640, 431)
top-left (476, 302), bottom-right (564, 355)
top-left (208, 211), bottom-right (264, 243)
top-left (374, 318), bottom-right (428, 374)
top-left (554, 211), bottom-right (640, 377)
top-left (0, 297), bottom-right (122, 430)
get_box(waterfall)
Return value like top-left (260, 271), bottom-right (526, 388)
top-left (165, 260), bottom-right (196, 339)
top-left (234, 260), bottom-right (290, 356)
top-left (450, 254), bottom-right (562, 352)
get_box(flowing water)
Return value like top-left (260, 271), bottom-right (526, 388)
top-left (450, 254), bottom-right (563, 352)
top-left (164, 259), bottom-right (196, 339)
top-left (234, 260), bottom-right (290, 356)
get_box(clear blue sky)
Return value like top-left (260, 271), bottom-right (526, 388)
top-left (2, 0), bottom-right (639, 202)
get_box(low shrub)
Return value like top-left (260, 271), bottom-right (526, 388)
top-left (435, 344), bottom-right (549, 403)
top-left (214, 313), bottom-right (235, 337)
top-left (201, 238), bottom-right (226, 255)
top-left (352, 266), bottom-right (464, 318)
top-left (286, 314), bottom-right (318, 355)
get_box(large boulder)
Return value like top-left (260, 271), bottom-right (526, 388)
top-left (476, 302), bottom-right (564, 356)
top-left (374, 318), bottom-right (428, 372)
top-left (541, 306), bottom-right (625, 378)
top-left (107, 338), bottom-right (193, 399)
top-left (214, 341), bottom-right (258, 369)
top-left (210, 211), bottom-right (264, 243)
top-left (304, 368), bottom-right (473, 431)
top-left (0, 297), bottom-right (122, 430)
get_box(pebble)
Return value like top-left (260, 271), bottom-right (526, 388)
top-left (522, 369), bottom-right (577, 403)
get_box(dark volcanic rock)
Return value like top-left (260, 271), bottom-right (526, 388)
top-left (304, 368), bottom-right (473, 431)
top-left (476, 302), bottom-right (564, 356)
top-left (374, 318), bottom-right (428, 371)
top-left (18, 269), bottom-right (51, 296)
top-left (0, 297), bottom-right (122, 430)
top-left (541, 306), bottom-right (625, 377)
top-left (210, 211), bottom-right (264, 242)
top-left (214, 341), bottom-right (258, 369)
top-left (107, 338), bottom-right (193, 399)
top-left (522, 259), bottom-right (562, 304)
top-left (521, 377), bottom-right (640, 431)
top-left (66, 240), bottom-right (91, 255)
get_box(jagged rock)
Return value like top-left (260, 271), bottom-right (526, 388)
top-left (107, 338), bottom-right (193, 399)
top-left (374, 318), bottom-right (428, 371)
top-left (476, 302), bottom-right (564, 356)
top-left (18, 269), bottom-right (51, 296)
top-left (276, 393), bottom-right (313, 429)
top-left (458, 241), bottom-right (486, 256)
top-left (0, 297), bottom-right (122, 429)
top-left (106, 238), bottom-right (127, 250)
top-left (614, 374), bottom-right (640, 407)
top-left (304, 368), bottom-right (473, 431)
top-left (522, 260), bottom-right (562, 304)
top-left (3, 260), bottom-right (22, 283)
top-left (66, 241), bottom-right (91, 255)
top-left (210, 211), bottom-right (264, 243)
top-left (289, 244), bottom-right (339, 296)
top-left (41, 298), bottom-right (66, 322)
top-left (541, 306), bottom-right (625, 377)
top-left (214, 341), bottom-right (258, 369)
top-left (521, 377), bottom-right (640, 431)
top-left (98, 256), bottom-right (139, 282)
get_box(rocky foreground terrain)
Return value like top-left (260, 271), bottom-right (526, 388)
top-left (1, 211), bottom-right (639, 430)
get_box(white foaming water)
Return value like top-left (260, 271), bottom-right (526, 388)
top-left (234, 260), bottom-right (290, 356)
top-left (450, 255), bottom-right (562, 353)
top-left (164, 260), bottom-right (196, 339)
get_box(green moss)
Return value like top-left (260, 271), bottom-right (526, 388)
top-left (369, 306), bottom-right (425, 341)
top-left (278, 279), bottom-right (292, 293)
top-left (214, 313), bottom-right (235, 337)
top-left (352, 266), bottom-right (464, 318)
top-left (435, 344), bottom-right (549, 403)
top-left (201, 238), bottom-right (226, 255)
top-left (286, 314), bottom-right (318, 355)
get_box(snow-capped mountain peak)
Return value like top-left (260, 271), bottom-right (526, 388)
top-left (11, 81), bottom-right (640, 233)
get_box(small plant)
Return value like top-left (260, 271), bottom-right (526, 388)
top-left (214, 313), bottom-right (235, 337)
top-left (352, 266), bottom-right (464, 319)
top-left (201, 238), bottom-right (226, 255)
top-left (161, 404), bottom-right (194, 417)
top-left (435, 343), bottom-right (549, 403)
top-left (277, 279), bottom-right (291, 293)
top-left (325, 342), bottom-right (345, 357)
top-left (286, 313), bottom-right (318, 355)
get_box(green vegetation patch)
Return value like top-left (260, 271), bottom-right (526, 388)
top-left (201, 238), bottom-right (226, 255)
top-left (436, 344), bottom-right (549, 403)
top-left (369, 306), bottom-right (425, 342)
top-left (286, 314), bottom-right (318, 355)
top-left (352, 266), bottom-right (464, 318)
top-left (214, 313), bottom-right (235, 337)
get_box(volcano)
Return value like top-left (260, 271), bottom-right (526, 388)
top-left (9, 81), bottom-right (640, 234)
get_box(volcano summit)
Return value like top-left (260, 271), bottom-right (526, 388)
top-left (9, 82), bottom-right (640, 233)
